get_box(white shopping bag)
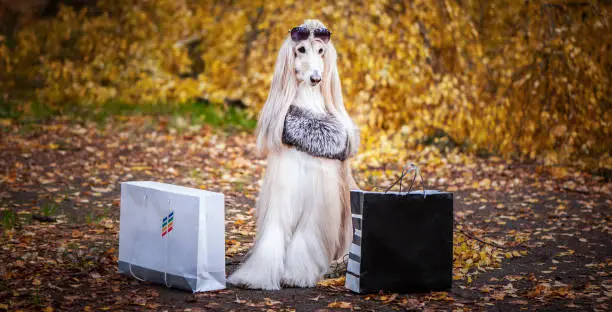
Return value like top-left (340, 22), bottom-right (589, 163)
top-left (118, 181), bottom-right (225, 292)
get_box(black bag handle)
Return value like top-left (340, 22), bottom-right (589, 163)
top-left (383, 163), bottom-right (426, 195)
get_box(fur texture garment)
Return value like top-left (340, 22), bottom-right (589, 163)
top-left (282, 105), bottom-right (349, 161)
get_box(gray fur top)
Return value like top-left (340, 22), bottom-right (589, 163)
top-left (282, 105), bottom-right (349, 161)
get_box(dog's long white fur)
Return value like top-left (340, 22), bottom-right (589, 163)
top-left (228, 20), bottom-right (359, 290)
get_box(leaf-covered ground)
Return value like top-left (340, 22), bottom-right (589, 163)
top-left (1, 115), bottom-right (610, 311)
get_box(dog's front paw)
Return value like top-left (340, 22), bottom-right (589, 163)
top-left (281, 271), bottom-right (320, 288)
top-left (228, 271), bottom-right (281, 290)
top-left (281, 260), bottom-right (325, 288)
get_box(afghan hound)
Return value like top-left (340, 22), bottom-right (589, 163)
top-left (227, 19), bottom-right (360, 290)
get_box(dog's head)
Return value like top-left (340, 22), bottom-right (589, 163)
top-left (291, 19), bottom-right (329, 86)
top-left (268, 19), bottom-right (336, 91)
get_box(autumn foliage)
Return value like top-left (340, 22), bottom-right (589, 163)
top-left (0, 0), bottom-right (610, 169)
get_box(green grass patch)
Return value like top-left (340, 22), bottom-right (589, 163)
top-left (169, 101), bottom-right (256, 131)
top-left (0, 99), bottom-right (256, 131)
top-left (0, 208), bottom-right (33, 230)
top-left (39, 202), bottom-right (59, 217)
top-left (1, 209), bottom-right (18, 229)
top-left (84, 207), bottom-right (111, 224)
top-left (0, 100), bottom-right (59, 120)
top-left (85, 211), bottom-right (104, 224)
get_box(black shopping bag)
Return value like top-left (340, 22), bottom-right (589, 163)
top-left (345, 164), bottom-right (453, 294)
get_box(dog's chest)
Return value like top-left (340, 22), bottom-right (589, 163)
top-left (294, 87), bottom-right (326, 114)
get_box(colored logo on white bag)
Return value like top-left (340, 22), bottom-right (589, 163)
top-left (162, 211), bottom-right (174, 237)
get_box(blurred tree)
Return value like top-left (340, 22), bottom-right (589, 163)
top-left (0, 0), bottom-right (609, 170)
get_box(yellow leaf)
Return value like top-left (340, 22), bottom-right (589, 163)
top-left (131, 166), bottom-right (152, 171)
top-left (317, 276), bottom-right (345, 287)
top-left (71, 230), bottom-right (84, 238)
top-left (327, 301), bottom-right (352, 309)
top-left (479, 178), bottom-right (491, 188)
top-left (552, 125), bottom-right (567, 137)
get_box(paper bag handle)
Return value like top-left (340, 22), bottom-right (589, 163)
top-left (383, 163), bottom-right (426, 195)
top-left (128, 193), bottom-right (148, 282)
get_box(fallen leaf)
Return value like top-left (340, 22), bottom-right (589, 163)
top-left (490, 292), bottom-right (505, 300)
top-left (327, 301), bottom-right (352, 309)
top-left (71, 230), bottom-right (84, 238)
top-left (317, 276), bottom-right (345, 287)
top-left (91, 186), bottom-right (113, 193)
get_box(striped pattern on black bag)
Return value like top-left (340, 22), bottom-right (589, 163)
top-left (345, 190), bottom-right (363, 292)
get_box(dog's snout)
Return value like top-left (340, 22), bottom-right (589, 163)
top-left (310, 73), bottom-right (321, 84)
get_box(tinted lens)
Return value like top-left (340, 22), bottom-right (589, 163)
top-left (290, 27), bottom-right (310, 41)
top-left (313, 28), bottom-right (331, 42)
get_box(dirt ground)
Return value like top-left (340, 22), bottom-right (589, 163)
top-left (1, 116), bottom-right (610, 311)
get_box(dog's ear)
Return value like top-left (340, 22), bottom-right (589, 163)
top-left (255, 38), bottom-right (297, 157)
top-left (322, 42), bottom-right (342, 116)
top-left (322, 41), bottom-right (360, 156)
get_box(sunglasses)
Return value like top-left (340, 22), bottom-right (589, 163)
top-left (289, 26), bottom-right (331, 43)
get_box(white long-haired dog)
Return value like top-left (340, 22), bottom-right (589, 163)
top-left (228, 19), bottom-right (360, 290)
